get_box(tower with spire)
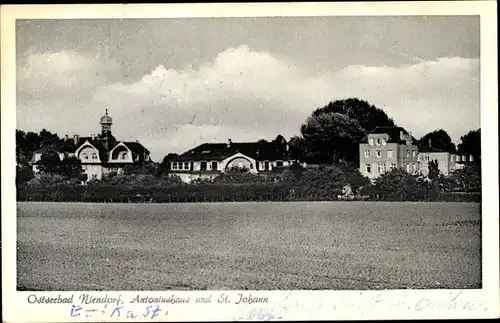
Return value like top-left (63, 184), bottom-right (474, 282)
top-left (100, 109), bottom-right (113, 135)
top-left (99, 109), bottom-right (115, 150)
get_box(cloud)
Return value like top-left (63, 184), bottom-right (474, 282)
top-left (17, 49), bottom-right (119, 101)
top-left (17, 45), bottom-right (479, 161)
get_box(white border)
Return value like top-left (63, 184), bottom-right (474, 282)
top-left (2, 2), bottom-right (498, 322)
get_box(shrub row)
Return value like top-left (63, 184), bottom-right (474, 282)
top-left (17, 182), bottom-right (480, 203)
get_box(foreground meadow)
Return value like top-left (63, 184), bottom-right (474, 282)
top-left (17, 201), bottom-right (481, 290)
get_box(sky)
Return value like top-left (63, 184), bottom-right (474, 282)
top-left (16, 16), bottom-right (480, 161)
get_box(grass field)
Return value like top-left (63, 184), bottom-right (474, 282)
top-left (16, 201), bottom-right (481, 291)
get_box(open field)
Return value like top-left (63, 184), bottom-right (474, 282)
top-left (17, 201), bottom-right (481, 290)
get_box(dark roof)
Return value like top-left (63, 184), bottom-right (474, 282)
top-left (173, 141), bottom-right (290, 162)
top-left (32, 137), bottom-right (148, 163)
top-left (123, 141), bottom-right (150, 155)
top-left (419, 146), bottom-right (449, 153)
top-left (360, 126), bottom-right (418, 145)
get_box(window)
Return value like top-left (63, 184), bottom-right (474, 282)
top-left (406, 164), bottom-right (411, 173)
top-left (387, 150), bottom-right (393, 158)
top-left (376, 138), bottom-right (381, 145)
top-left (200, 161), bottom-right (207, 171)
top-left (369, 138), bottom-right (374, 146)
top-left (376, 150), bottom-right (381, 158)
top-left (382, 138), bottom-right (387, 146)
top-left (184, 162), bottom-right (190, 170)
top-left (390, 163), bottom-right (397, 170)
top-left (377, 164), bottom-right (386, 174)
top-left (364, 150), bottom-right (370, 158)
top-left (424, 154), bottom-right (430, 161)
top-left (83, 154), bottom-right (88, 160)
top-left (365, 164), bottom-right (371, 173)
top-left (276, 160), bottom-right (283, 167)
top-left (413, 151), bottom-right (417, 158)
top-left (456, 155), bottom-right (461, 162)
top-left (178, 163), bottom-right (183, 170)
top-left (406, 150), bottom-right (410, 158)
top-left (259, 162), bottom-right (265, 170)
top-left (92, 153), bottom-right (97, 160)
top-left (171, 162), bottom-right (177, 170)
top-left (120, 152), bottom-right (128, 160)
top-left (249, 164), bottom-right (253, 169)
top-left (211, 161), bottom-right (218, 170)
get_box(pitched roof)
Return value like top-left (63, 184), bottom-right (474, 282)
top-left (123, 141), bottom-right (150, 155)
top-left (419, 146), bottom-right (449, 153)
top-left (32, 137), bottom-right (148, 162)
top-left (360, 126), bottom-right (418, 145)
top-left (173, 141), bottom-right (290, 162)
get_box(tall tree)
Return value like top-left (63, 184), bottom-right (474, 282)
top-left (16, 129), bottom-right (60, 167)
top-left (428, 160), bottom-right (440, 180)
top-left (457, 129), bottom-right (481, 162)
top-left (37, 150), bottom-right (64, 175)
top-left (160, 153), bottom-right (179, 172)
top-left (418, 129), bottom-right (456, 153)
top-left (312, 98), bottom-right (396, 132)
top-left (300, 112), bottom-right (365, 164)
top-left (37, 150), bottom-right (84, 179)
top-left (294, 98), bottom-right (396, 164)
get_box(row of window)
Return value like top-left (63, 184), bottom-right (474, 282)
top-left (364, 149), bottom-right (417, 159)
top-left (365, 163), bottom-right (418, 174)
top-left (82, 153), bottom-right (98, 160)
top-left (368, 138), bottom-right (387, 146)
top-left (172, 160), bottom-right (286, 171)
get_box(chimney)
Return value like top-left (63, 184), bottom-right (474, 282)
top-left (91, 133), bottom-right (96, 140)
top-left (73, 134), bottom-right (80, 145)
top-left (400, 131), bottom-right (404, 140)
top-left (428, 138), bottom-right (432, 148)
top-left (136, 140), bottom-right (140, 143)
top-left (286, 143), bottom-right (289, 152)
top-left (227, 138), bottom-right (232, 147)
top-left (64, 134), bottom-right (69, 141)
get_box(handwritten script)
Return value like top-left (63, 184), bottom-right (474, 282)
top-left (25, 291), bottom-right (490, 321)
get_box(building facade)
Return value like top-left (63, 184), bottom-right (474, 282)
top-left (359, 126), bottom-right (473, 179)
top-left (170, 138), bottom-right (300, 183)
top-left (359, 126), bottom-right (419, 179)
top-left (418, 147), bottom-right (471, 176)
top-left (29, 110), bottom-right (151, 181)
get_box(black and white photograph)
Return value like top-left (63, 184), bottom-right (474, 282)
top-left (2, 2), bottom-right (499, 322)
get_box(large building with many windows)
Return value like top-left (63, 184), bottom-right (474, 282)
top-left (359, 126), bottom-right (472, 179)
top-left (29, 110), bottom-right (151, 181)
top-left (359, 126), bottom-right (419, 179)
top-left (170, 137), bottom-right (300, 183)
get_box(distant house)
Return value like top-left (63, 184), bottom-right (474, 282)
top-left (359, 126), bottom-right (473, 179)
top-left (418, 146), bottom-right (470, 177)
top-left (29, 110), bottom-right (151, 180)
top-left (359, 126), bottom-right (419, 179)
top-left (170, 138), bottom-right (301, 183)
